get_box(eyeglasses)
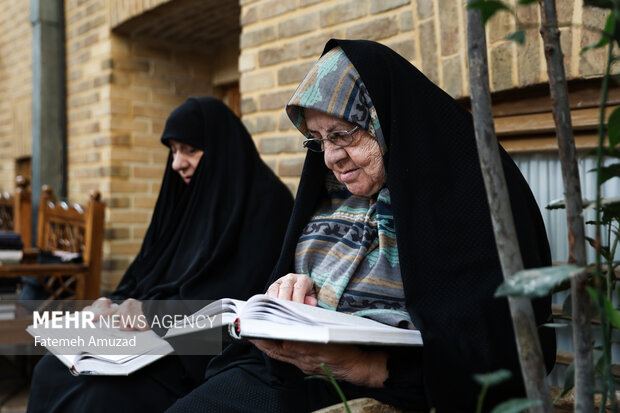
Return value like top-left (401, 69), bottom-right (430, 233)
top-left (302, 125), bottom-right (359, 152)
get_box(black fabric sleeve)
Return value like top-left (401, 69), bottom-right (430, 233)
top-left (382, 346), bottom-right (424, 389)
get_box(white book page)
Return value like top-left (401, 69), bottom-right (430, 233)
top-left (173, 298), bottom-right (245, 326)
top-left (242, 295), bottom-right (411, 330)
top-left (74, 354), bottom-right (166, 376)
top-left (164, 298), bottom-right (246, 338)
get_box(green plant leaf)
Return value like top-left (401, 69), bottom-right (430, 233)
top-left (586, 237), bottom-right (611, 260)
top-left (603, 295), bottom-right (620, 330)
top-left (584, 146), bottom-right (620, 158)
top-left (554, 360), bottom-right (575, 402)
top-left (598, 163), bottom-right (620, 185)
top-left (542, 322), bottom-right (568, 328)
top-left (586, 285), bottom-right (597, 301)
top-left (562, 294), bottom-right (572, 317)
top-left (517, 0), bottom-right (539, 4)
top-left (546, 198), bottom-right (566, 209)
top-left (581, 12), bottom-right (614, 53)
top-left (467, 0), bottom-right (511, 25)
top-left (489, 398), bottom-right (543, 413)
top-left (494, 265), bottom-right (583, 298)
top-left (473, 369), bottom-right (512, 387)
top-left (506, 30), bottom-right (526, 44)
top-left (593, 348), bottom-right (605, 375)
top-left (602, 200), bottom-right (620, 224)
top-left (608, 106), bottom-right (620, 148)
top-left (584, 0), bottom-right (614, 8)
top-left (546, 198), bottom-right (597, 210)
top-left (319, 364), bottom-right (350, 413)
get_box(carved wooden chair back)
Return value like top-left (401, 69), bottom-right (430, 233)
top-left (0, 176), bottom-right (32, 246)
top-left (0, 191), bottom-right (13, 231)
top-left (36, 186), bottom-right (105, 299)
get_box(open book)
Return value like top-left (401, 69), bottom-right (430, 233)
top-left (27, 295), bottom-right (421, 376)
top-left (26, 323), bottom-right (173, 376)
top-left (165, 294), bottom-right (423, 346)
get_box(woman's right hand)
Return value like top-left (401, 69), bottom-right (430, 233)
top-left (266, 273), bottom-right (317, 306)
top-left (83, 297), bottom-right (119, 321)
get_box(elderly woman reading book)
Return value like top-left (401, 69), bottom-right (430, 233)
top-left (165, 40), bottom-right (556, 413)
top-left (27, 97), bottom-right (293, 413)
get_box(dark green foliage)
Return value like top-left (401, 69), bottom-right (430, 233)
top-left (584, 0), bottom-right (615, 8)
top-left (597, 164), bottom-right (620, 185)
top-left (582, 11), bottom-right (620, 53)
top-left (467, 0), bottom-right (511, 25)
top-left (607, 107), bottom-right (620, 148)
top-left (494, 265), bottom-right (582, 298)
top-left (554, 360), bottom-right (575, 402)
top-left (506, 30), bottom-right (526, 44)
top-left (474, 369), bottom-right (513, 387)
top-left (474, 370), bottom-right (512, 413)
top-left (489, 398), bottom-right (543, 413)
top-left (584, 146), bottom-right (620, 158)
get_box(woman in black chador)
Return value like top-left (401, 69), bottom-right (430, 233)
top-left (27, 97), bottom-right (294, 413)
top-left (166, 40), bottom-right (556, 413)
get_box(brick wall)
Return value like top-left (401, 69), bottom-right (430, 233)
top-left (0, 0), bottom-right (612, 294)
top-left (101, 37), bottom-right (217, 290)
top-left (0, 0), bottom-right (31, 193)
top-left (66, 0), bottom-right (235, 292)
top-left (65, 0), bottom-right (115, 291)
top-left (238, 0), bottom-right (609, 194)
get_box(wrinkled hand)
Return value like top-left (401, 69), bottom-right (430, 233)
top-left (83, 297), bottom-right (118, 321)
top-left (261, 274), bottom-right (388, 387)
top-left (113, 298), bottom-right (149, 331)
top-left (251, 339), bottom-right (387, 388)
top-left (266, 273), bottom-right (317, 305)
top-left (83, 297), bottom-right (149, 331)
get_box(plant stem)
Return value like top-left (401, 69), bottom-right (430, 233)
top-left (595, 23), bottom-right (617, 412)
top-left (605, 221), bottom-right (614, 301)
top-left (476, 385), bottom-right (488, 413)
top-left (538, 1), bottom-right (593, 410)
top-left (320, 364), bottom-right (350, 413)
top-left (466, 3), bottom-right (552, 412)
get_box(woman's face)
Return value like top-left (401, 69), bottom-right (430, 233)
top-left (305, 108), bottom-right (386, 197)
top-left (168, 139), bottom-right (204, 184)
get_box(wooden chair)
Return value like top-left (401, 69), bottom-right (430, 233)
top-left (0, 191), bottom-right (12, 231)
top-left (0, 185), bottom-right (105, 303)
top-left (0, 176), bottom-right (31, 247)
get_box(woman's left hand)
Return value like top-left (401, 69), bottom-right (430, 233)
top-left (114, 299), bottom-right (150, 331)
top-left (266, 273), bottom-right (317, 305)
top-left (250, 339), bottom-right (387, 388)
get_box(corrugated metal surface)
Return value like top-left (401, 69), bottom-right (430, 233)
top-left (513, 153), bottom-right (620, 263)
top-left (512, 152), bottom-right (620, 383)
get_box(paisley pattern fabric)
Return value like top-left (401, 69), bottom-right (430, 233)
top-left (286, 46), bottom-right (387, 154)
top-left (287, 47), bottom-right (409, 328)
top-left (294, 175), bottom-right (412, 328)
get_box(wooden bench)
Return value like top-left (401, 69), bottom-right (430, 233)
top-left (0, 191), bottom-right (12, 231)
top-left (0, 186), bottom-right (105, 346)
top-left (0, 176), bottom-right (32, 247)
top-left (0, 185), bottom-right (105, 303)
